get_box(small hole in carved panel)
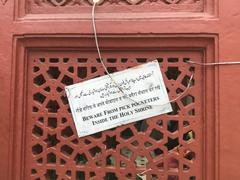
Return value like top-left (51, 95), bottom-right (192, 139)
top-left (46, 100), bottom-right (60, 113)
top-left (182, 75), bottom-right (194, 87)
top-left (61, 145), bottom-right (73, 156)
top-left (68, 66), bottom-right (74, 73)
top-left (168, 102), bottom-right (180, 115)
top-left (184, 150), bottom-right (196, 161)
top-left (168, 175), bottom-right (179, 180)
top-left (76, 171), bottom-right (85, 180)
top-left (150, 129), bottom-right (163, 141)
top-left (91, 67), bottom-right (97, 73)
top-left (77, 58), bottom-right (87, 63)
top-left (71, 138), bottom-right (79, 144)
top-left (183, 121), bottom-right (190, 127)
top-left (106, 67), bottom-right (117, 73)
top-left (131, 140), bottom-right (139, 147)
top-left (181, 95), bottom-right (195, 106)
top-left (96, 160), bottom-right (102, 167)
top-left (104, 172), bottom-right (118, 180)
top-left (165, 137), bottom-right (179, 151)
top-left (34, 74), bottom-right (46, 86)
top-left (39, 58), bottom-right (45, 62)
top-left (125, 173), bottom-right (132, 179)
top-left (168, 58), bottom-right (178, 62)
top-left (48, 117), bottom-right (57, 129)
top-left (165, 67), bottom-right (181, 80)
top-left (56, 87), bottom-right (63, 92)
top-left (47, 67), bottom-right (61, 79)
top-left (61, 117), bottom-right (67, 124)
top-left (47, 153), bottom-right (56, 164)
top-left (61, 95), bottom-right (68, 105)
top-left (167, 120), bottom-right (178, 133)
top-left (91, 132), bottom-right (102, 139)
top-left (183, 130), bottom-right (195, 142)
top-left (135, 156), bottom-right (148, 168)
top-left (84, 139), bottom-right (91, 145)
top-left (31, 169), bottom-right (37, 174)
top-left (61, 75), bottom-right (73, 85)
top-left (188, 109), bottom-right (195, 116)
top-left (44, 86), bottom-right (50, 92)
top-left (33, 93), bottom-right (46, 104)
top-left (134, 120), bottom-right (148, 132)
top-left (156, 119), bottom-right (163, 127)
top-left (44, 169), bottom-right (58, 180)
top-left (120, 147), bottom-right (133, 158)
top-left (106, 155), bottom-right (115, 166)
top-left (144, 141), bottom-right (153, 148)
top-left (184, 164), bottom-right (190, 171)
top-left (77, 67), bottom-right (87, 79)
top-left (60, 159), bottom-right (66, 165)
top-left (75, 153), bottom-right (88, 165)
top-left (168, 157), bottom-right (179, 170)
top-left (136, 58), bottom-right (147, 63)
top-left (32, 125), bottom-right (43, 137)
top-left (33, 66), bottom-right (40, 72)
top-left (38, 117), bottom-right (44, 124)
top-left (176, 88), bottom-right (184, 94)
top-left (49, 58), bottom-right (59, 63)
top-left (32, 106), bottom-right (38, 112)
top-left (121, 58), bottom-right (128, 63)
top-left (103, 136), bottom-right (119, 149)
top-left (157, 162), bottom-right (164, 170)
top-left (120, 161), bottom-right (126, 167)
top-left (107, 58), bottom-right (117, 63)
top-left (32, 144), bottom-right (43, 155)
top-left (120, 128), bottom-right (134, 140)
top-left (44, 134), bottom-right (60, 148)
top-left (61, 126), bottom-right (74, 138)
top-left (156, 58), bottom-right (163, 63)
top-left (150, 148), bottom-right (163, 158)
top-left (151, 174), bottom-right (158, 180)
top-left (63, 58), bottom-right (69, 63)
top-left (90, 172), bottom-right (96, 177)
top-left (89, 146), bottom-right (101, 157)
top-left (66, 170), bottom-right (71, 177)
top-left (37, 158), bottom-right (43, 164)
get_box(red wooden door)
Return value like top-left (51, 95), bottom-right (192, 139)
top-left (0, 0), bottom-right (240, 180)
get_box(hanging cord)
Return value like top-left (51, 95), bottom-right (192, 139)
top-left (92, 2), bottom-right (125, 96)
top-left (187, 60), bottom-right (240, 66)
top-left (91, 2), bottom-right (194, 107)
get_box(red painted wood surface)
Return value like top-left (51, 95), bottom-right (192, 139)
top-left (0, 0), bottom-right (239, 180)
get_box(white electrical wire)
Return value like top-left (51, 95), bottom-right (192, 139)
top-left (92, 2), bottom-right (125, 95)
top-left (187, 60), bottom-right (240, 66)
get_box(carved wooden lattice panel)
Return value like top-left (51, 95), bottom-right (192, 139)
top-left (26, 50), bottom-right (202, 180)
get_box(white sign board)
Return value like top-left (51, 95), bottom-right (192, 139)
top-left (65, 60), bottom-right (172, 137)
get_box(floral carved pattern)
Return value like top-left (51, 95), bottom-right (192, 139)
top-left (33, 0), bottom-right (201, 6)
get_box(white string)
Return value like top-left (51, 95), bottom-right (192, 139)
top-left (91, 2), bottom-right (194, 107)
top-left (187, 60), bottom-right (240, 66)
top-left (92, 2), bottom-right (125, 96)
top-left (136, 168), bottom-right (152, 178)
